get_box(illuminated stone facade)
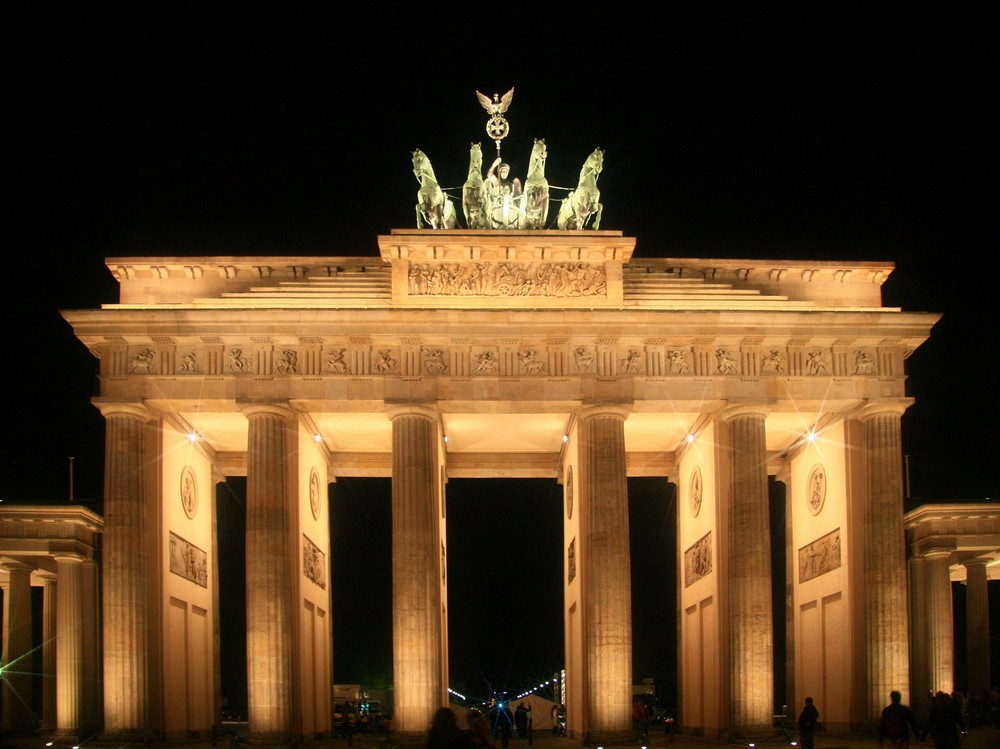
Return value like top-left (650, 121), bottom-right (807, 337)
top-left (4, 228), bottom-right (982, 742)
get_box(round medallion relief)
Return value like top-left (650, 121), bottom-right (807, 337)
top-left (180, 465), bottom-right (198, 519)
top-left (309, 467), bottom-right (321, 520)
top-left (689, 466), bottom-right (703, 518)
top-left (807, 464), bottom-right (826, 516)
top-left (565, 466), bottom-right (574, 519)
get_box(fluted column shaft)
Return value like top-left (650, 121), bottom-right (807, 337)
top-left (41, 574), bottom-right (58, 732)
top-left (964, 559), bottom-right (991, 697)
top-left (243, 404), bottom-right (296, 743)
top-left (924, 552), bottom-right (954, 694)
top-left (55, 554), bottom-right (85, 735)
top-left (81, 559), bottom-right (101, 737)
top-left (1, 562), bottom-right (35, 734)
top-left (100, 404), bottom-right (152, 738)
top-left (389, 406), bottom-right (443, 734)
top-left (579, 405), bottom-right (632, 734)
top-left (720, 405), bottom-right (773, 729)
top-left (860, 404), bottom-right (910, 719)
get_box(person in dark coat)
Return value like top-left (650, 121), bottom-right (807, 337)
top-left (797, 697), bottom-right (819, 749)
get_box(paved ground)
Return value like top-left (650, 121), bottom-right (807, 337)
top-left (4, 721), bottom-right (998, 749)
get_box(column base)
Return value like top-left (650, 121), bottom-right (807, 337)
top-left (582, 729), bottom-right (640, 746)
top-left (723, 725), bottom-right (794, 746)
top-left (245, 731), bottom-right (300, 746)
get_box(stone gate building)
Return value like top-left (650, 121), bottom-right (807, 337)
top-left (2, 229), bottom-right (997, 744)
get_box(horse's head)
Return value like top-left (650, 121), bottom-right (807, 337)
top-left (469, 142), bottom-right (482, 169)
top-left (532, 138), bottom-right (547, 161)
top-left (588, 148), bottom-right (604, 173)
top-left (413, 149), bottom-right (436, 183)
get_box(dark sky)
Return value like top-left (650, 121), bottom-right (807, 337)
top-left (5, 6), bottom-right (996, 704)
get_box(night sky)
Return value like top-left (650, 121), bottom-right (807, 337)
top-left (6, 8), bottom-right (996, 706)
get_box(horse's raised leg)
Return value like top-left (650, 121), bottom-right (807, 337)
top-left (592, 202), bottom-right (603, 230)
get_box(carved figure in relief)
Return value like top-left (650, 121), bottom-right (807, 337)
top-left (129, 348), bottom-right (155, 374)
top-left (374, 350), bottom-right (398, 373)
top-left (521, 138), bottom-right (550, 229)
top-left (423, 349), bottom-right (448, 374)
top-left (227, 347), bottom-right (252, 373)
top-left (807, 350), bottom-right (828, 375)
top-left (667, 350), bottom-right (689, 373)
top-left (574, 347), bottom-right (595, 372)
top-left (715, 349), bottom-right (738, 374)
top-left (761, 349), bottom-right (786, 374)
top-left (462, 143), bottom-right (490, 230)
top-left (181, 469), bottom-right (197, 517)
top-left (620, 350), bottom-right (642, 373)
top-left (519, 350), bottom-right (546, 374)
top-left (557, 147), bottom-right (604, 230)
top-left (180, 352), bottom-right (199, 372)
top-left (326, 348), bottom-right (349, 373)
top-left (854, 350), bottom-right (876, 374)
top-left (472, 351), bottom-right (499, 374)
top-left (276, 350), bottom-right (299, 374)
top-left (412, 149), bottom-right (458, 229)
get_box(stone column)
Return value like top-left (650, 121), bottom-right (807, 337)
top-left (389, 405), bottom-right (444, 735)
top-left (81, 558), bottom-right (102, 738)
top-left (578, 404), bottom-right (632, 737)
top-left (718, 404), bottom-right (773, 731)
top-left (1, 561), bottom-right (35, 734)
top-left (924, 551), bottom-right (954, 695)
top-left (964, 558), bottom-right (991, 698)
top-left (54, 553), bottom-right (86, 737)
top-left (859, 402), bottom-right (911, 720)
top-left (242, 403), bottom-right (296, 744)
top-left (99, 402), bottom-right (153, 740)
top-left (40, 573), bottom-right (58, 733)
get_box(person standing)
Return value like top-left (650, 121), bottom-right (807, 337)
top-left (632, 699), bottom-right (649, 740)
top-left (924, 692), bottom-right (960, 749)
top-left (426, 707), bottom-right (470, 749)
top-left (496, 703), bottom-right (514, 749)
top-left (797, 697), bottom-right (819, 749)
top-left (879, 690), bottom-right (921, 749)
top-left (515, 702), bottom-right (529, 738)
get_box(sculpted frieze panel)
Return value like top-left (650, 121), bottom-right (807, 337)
top-left (684, 532), bottom-right (712, 587)
top-left (169, 531), bottom-right (208, 588)
top-left (109, 340), bottom-right (868, 382)
top-left (407, 261), bottom-right (607, 298)
top-left (798, 528), bottom-right (841, 583)
top-left (853, 348), bottom-right (877, 374)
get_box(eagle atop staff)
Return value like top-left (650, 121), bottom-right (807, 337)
top-left (476, 87), bottom-right (514, 116)
top-left (477, 87), bottom-right (515, 156)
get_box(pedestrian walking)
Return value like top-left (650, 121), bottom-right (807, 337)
top-left (797, 697), bottom-right (819, 749)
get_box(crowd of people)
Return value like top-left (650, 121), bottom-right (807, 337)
top-left (425, 701), bottom-right (537, 749)
top-left (794, 687), bottom-right (1000, 749)
top-left (423, 686), bottom-right (999, 749)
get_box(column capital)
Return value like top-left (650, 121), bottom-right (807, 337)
top-left (52, 553), bottom-right (87, 565)
top-left (95, 401), bottom-right (156, 421)
top-left (237, 401), bottom-right (295, 420)
top-left (855, 398), bottom-right (914, 420)
top-left (577, 403), bottom-right (630, 421)
top-left (0, 560), bottom-right (35, 574)
top-left (962, 556), bottom-right (991, 571)
top-left (386, 403), bottom-right (439, 422)
top-left (921, 548), bottom-right (954, 561)
top-left (718, 401), bottom-right (771, 421)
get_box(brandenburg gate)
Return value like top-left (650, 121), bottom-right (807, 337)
top-left (19, 224), bottom-right (970, 745)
